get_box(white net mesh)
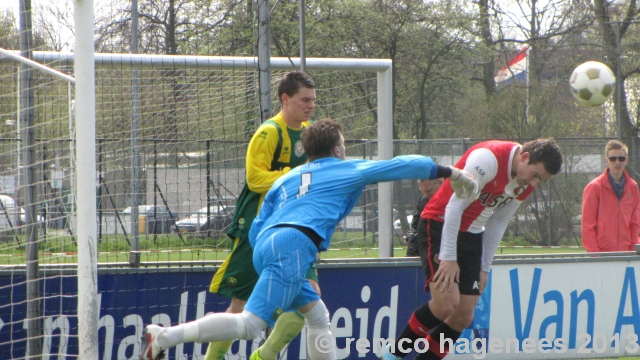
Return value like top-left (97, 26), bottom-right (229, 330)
top-left (0, 50), bottom-right (389, 358)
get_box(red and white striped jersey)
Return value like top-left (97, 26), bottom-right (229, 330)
top-left (422, 140), bottom-right (535, 269)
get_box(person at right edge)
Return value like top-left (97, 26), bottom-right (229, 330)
top-left (382, 139), bottom-right (563, 360)
top-left (582, 139), bottom-right (640, 252)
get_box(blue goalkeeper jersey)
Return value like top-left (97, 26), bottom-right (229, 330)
top-left (249, 155), bottom-right (440, 251)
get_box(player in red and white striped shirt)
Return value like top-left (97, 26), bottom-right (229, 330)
top-left (384, 139), bottom-right (563, 360)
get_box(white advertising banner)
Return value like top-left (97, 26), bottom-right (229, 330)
top-left (450, 259), bottom-right (640, 359)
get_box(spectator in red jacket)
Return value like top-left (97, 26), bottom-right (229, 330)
top-left (582, 140), bottom-right (640, 252)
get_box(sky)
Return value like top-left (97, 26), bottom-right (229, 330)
top-left (1, 0), bottom-right (542, 49)
top-left (2, 0), bottom-right (53, 12)
top-left (2, 0), bottom-right (22, 16)
top-left (3, 0), bottom-right (76, 51)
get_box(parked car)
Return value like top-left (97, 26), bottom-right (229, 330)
top-left (393, 215), bottom-right (413, 230)
top-left (175, 205), bottom-right (234, 234)
top-left (0, 195), bottom-right (19, 229)
top-left (122, 205), bottom-right (173, 216)
top-left (20, 207), bottom-right (44, 224)
top-left (0, 196), bottom-right (45, 227)
top-left (122, 205), bottom-right (177, 234)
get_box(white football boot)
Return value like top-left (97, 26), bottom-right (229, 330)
top-left (139, 325), bottom-right (166, 360)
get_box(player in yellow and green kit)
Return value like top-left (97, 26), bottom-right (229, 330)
top-left (205, 72), bottom-right (320, 360)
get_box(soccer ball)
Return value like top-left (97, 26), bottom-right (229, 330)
top-left (569, 61), bottom-right (615, 106)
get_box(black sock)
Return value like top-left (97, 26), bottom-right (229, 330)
top-left (415, 322), bottom-right (462, 360)
top-left (392, 303), bottom-right (442, 356)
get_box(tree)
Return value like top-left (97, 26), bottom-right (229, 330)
top-left (0, 9), bottom-right (19, 49)
top-left (593, 0), bottom-right (640, 147)
top-left (94, 0), bottom-right (244, 54)
top-left (31, 1), bottom-right (74, 51)
top-left (473, 0), bottom-right (596, 139)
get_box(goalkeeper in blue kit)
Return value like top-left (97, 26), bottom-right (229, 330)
top-left (139, 119), bottom-right (479, 360)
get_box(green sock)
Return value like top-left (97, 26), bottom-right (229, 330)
top-left (204, 340), bottom-right (234, 360)
top-left (258, 311), bottom-right (305, 360)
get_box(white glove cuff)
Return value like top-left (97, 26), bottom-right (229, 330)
top-left (448, 165), bottom-right (461, 181)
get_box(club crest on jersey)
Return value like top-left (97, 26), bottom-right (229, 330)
top-left (295, 141), bottom-right (305, 157)
top-left (434, 253), bottom-right (440, 264)
top-left (227, 277), bottom-right (237, 286)
top-left (272, 308), bottom-right (283, 319)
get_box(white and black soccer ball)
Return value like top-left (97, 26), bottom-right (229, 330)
top-left (569, 61), bottom-right (616, 106)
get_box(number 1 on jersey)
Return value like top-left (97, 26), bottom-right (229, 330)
top-left (298, 173), bottom-right (311, 197)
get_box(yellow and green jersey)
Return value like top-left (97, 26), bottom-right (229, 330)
top-left (227, 112), bottom-right (309, 240)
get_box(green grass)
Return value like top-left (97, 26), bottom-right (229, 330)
top-left (0, 231), bottom-right (587, 265)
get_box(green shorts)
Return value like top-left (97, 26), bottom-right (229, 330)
top-left (209, 237), bottom-right (319, 300)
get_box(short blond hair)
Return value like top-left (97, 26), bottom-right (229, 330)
top-left (605, 139), bottom-right (628, 157)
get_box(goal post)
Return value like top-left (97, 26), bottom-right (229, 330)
top-left (74, 0), bottom-right (99, 358)
top-left (30, 51), bottom-right (395, 257)
top-left (0, 49), bottom-right (393, 358)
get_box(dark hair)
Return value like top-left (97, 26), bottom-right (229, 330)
top-left (301, 118), bottom-right (342, 161)
top-left (277, 72), bottom-right (315, 104)
top-left (522, 138), bottom-right (563, 175)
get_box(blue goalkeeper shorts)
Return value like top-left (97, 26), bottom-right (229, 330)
top-left (245, 226), bottom-right (320, 327)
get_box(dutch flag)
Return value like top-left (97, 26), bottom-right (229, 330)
top-left (494, 46), bottom-right (528, 89)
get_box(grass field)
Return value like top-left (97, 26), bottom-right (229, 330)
top-left (0, 230), bottom-right (587, 265)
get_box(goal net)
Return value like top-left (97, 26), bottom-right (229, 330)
top-left (0, 50), bottom-right (392, 358)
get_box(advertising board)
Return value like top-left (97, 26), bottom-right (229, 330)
top-left (1, 255), bottom-right (639, 359)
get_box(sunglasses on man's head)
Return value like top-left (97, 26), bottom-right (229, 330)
top-left (608, 156), bottom-right (626, 162)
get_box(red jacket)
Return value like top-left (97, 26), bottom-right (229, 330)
top-left (581, 169), bottom-right (640, 252)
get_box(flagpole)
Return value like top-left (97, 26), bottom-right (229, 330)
top-left (525, 45), bottom-right (530, 125)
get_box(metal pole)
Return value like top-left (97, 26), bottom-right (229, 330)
top-left (18, 0), bottom-right (42, 357)
top-left (299, 0), bottom-right (306, 72)
top-left (615, 21), bottom-right (622, 140)
top-left (377, 65), bottom-right (394, 257)
top-left (20, 53), bottom-right (393, 72)
top-left (69, 96), bottom-right (75, 213)
top-left (258, 0), bottom-right (272, 124)
top-left (0, 47), bottom-right (75, 83)
top-left (15, 71), bottom-right (20, 203)
top-left (129, 0), bottom-right (142, 266)
top-left (74, 0), bottom-right (99, 357)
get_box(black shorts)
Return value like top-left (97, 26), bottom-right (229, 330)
top-left (417, 218), bottom-right (483, 295)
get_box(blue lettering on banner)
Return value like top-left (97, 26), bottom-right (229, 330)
top-left (538, 288), bottom-right (563, 350)
top-left (510, 267), bottom-right (597, 351)
top-left (509, 266), bottom-right (640, 352)
top-left (569, 288), bottom-right (595, 349)
top-left (0, 265), bottom-right (427, 359)
top-left (510, 267), bottom-right (541, 348)
top-left (614, 267), bottom-right (640, 336)
top-left (3, 264), bottom-right (640, 359)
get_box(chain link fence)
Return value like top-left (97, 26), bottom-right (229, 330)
top-left (393, 137), bottom-right (616, 247)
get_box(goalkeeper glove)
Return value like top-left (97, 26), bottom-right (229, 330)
top-left (448, 166), bottom-right (479, 199)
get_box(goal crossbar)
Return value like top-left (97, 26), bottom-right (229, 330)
top-left (0, 48), bottom-right (76, 83)
top-left (0, 50), bottom-right (394, 358)
top-left (0, 50), bottom-right (395, 256)
top-left (15, 51), bottom-right (394, 256)
top-left (21, 51), bottom-right (392, 72)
